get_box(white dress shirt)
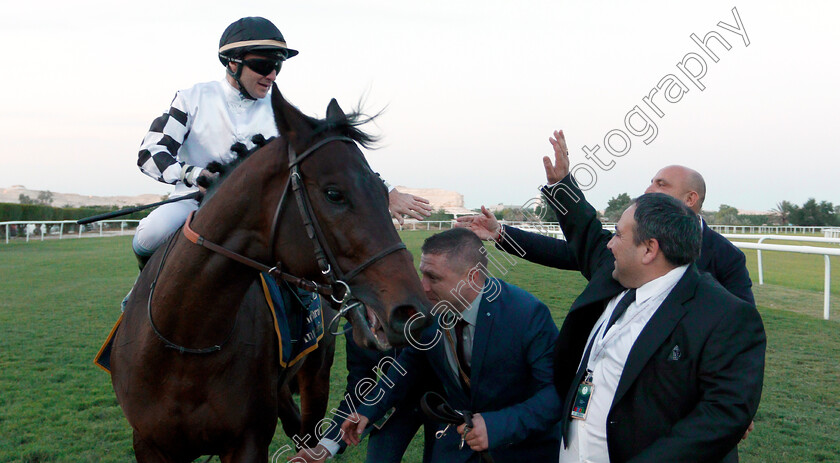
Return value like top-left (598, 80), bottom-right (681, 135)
top-left (559, 265), bottom-right (688, 463)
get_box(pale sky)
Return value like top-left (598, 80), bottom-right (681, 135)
top-left (1, 0), bottom-right (837, 212)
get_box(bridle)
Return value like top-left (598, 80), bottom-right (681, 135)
top-left (149, 135), bottom-right (406, 353)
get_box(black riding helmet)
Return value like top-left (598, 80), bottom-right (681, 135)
top-left (218, 17), bottom-right (298, 99)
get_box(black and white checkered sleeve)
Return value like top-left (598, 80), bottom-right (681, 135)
top-left (137, 93), bottom-right (192, 185)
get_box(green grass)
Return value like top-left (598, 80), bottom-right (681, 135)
top-left (1, 233), bottom-right (839, 462)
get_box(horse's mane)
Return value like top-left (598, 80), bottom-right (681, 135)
top-left (196, 108), bottom-right (379, 197)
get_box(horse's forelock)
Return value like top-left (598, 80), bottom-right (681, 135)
top-left (304, 110), bottom-right (380, 150)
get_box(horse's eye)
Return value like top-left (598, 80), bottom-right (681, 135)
top-left (324, 188), bottom-right (345, 204)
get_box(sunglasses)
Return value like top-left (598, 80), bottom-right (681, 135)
top-left (233, 58), bottom-right (283, 76)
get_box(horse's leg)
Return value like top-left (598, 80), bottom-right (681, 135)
top-left (277, 382), bottom-right (303, 439)
top-left (294, 307), bottom-right (337, 448)
top-left (219, 433), bottom-right (269, 463)
top-left (132, 430), bottom-right (171, 463)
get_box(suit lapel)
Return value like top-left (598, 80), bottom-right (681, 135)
top-left (611, 265), bottom-right (700, 407)
top-left (468, 283), bottom-right (497, 400)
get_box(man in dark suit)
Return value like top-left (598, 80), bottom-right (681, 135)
top-left (456, 168), bottom-right (754, 305)
top-left (290, 323), bottom-right (439, 462)
top-left (542, 130), bottom-right (765, 462)
top-left (340, 228), bottom-right (563, 462)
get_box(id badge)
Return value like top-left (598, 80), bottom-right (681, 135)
top-left (570, 378), bottom-right (594, 421)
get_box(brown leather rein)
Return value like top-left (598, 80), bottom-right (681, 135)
top-left (150, 136), bottom-right (405, 353)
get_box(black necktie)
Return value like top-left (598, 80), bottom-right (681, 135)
top-left (562, 289), bottom-right (637, 440)
top-left (603, 288), bottom-right (637, 338)
top-left (577, 289), bottom-right (637, 377)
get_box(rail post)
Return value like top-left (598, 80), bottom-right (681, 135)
top-left (825, 255), bottom-right (831, 320)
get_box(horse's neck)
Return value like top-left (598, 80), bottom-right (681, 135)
top-left (149, 203), bottom-right (268, 344)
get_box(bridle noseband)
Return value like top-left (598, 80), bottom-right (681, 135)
top-left (151, 135), bottom-right (405, 353)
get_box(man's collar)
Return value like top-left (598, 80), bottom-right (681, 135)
top-left (636, 265), bottom-right (689, 304)
top-left (458, 279), bottom-right (486, 326)
top-left (221, 77), bottom-right (257, 104)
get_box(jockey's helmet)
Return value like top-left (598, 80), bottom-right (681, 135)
top-left (218, 17), bottom-right (298, 65)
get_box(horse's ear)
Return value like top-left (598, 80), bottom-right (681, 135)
top-left (326, 98), bottom-right (345, 119)
top-left (271, 83), bottom-right (311, 145)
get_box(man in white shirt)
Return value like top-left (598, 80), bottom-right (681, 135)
top-left (542, 130), bottom-right (765, 462)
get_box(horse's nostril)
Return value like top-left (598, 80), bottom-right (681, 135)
top-left (390, 304), bottom-right (419, 329)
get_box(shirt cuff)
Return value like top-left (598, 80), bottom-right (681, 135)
top-left (318, 438), bottom-right (340, 459)
top-left (493, 223), bottom-right (506, 244)
top-left (179, 164), bottom-right (203, 188)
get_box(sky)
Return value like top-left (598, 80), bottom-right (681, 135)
top-left (0, 0), bottom-right (838, 212)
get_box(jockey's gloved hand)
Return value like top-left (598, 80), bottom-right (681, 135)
top-left (179, 165), bottom-right (205, 188)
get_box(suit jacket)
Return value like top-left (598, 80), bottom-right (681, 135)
top-left (698, 221), bottom-right (754, 304)
top-left (541, 175), bottom-right (766, 463)
top-left (358, 278), bottom-right (562, 463)
top-left (497, 211), bottom-right (755, 305)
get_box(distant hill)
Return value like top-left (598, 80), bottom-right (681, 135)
top-left (0, 185), bottom-right (163, 208)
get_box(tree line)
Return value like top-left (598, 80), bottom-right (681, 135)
top-left (601, 194), bottom-right (839, 226)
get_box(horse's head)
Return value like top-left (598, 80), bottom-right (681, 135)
top-left (261, 85), bottom-right (431, 350)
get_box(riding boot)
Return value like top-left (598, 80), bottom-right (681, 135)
top-left (135, 251), bottom-right (151, 271)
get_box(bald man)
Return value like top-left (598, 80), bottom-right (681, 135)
top-left (641, 166), bottom-right (753, 304)
top-left (456, 165), bottom-right (754, 305)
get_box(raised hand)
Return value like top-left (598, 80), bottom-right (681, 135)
top-left (389, 189), bottom-right (433, 225)
top-left (544, 129), bottom-right (570, 185)
top-left (454, 206), bottom-right (501, 241)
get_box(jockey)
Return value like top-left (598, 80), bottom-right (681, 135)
top-left (133, 16), bottom-right (295, 268)
top-left (132, 16), bottom-right (431, 271)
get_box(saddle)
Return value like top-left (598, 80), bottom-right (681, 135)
top-left (420, 392), bottom-right (495, 463)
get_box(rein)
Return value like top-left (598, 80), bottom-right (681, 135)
top-left (147, 230), bottom-right (238, 354)
top-left (148, 135), bottom-right (406, 354)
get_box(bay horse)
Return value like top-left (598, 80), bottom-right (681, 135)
top-left (110, 85), bottom-right (431, 462)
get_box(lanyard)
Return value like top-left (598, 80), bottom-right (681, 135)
top-left (586, 296), bottom-right (649, 369)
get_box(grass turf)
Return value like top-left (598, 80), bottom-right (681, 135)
top-left (0, 233), bottom-right (838, 462)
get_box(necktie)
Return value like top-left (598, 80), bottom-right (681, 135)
top-left (603, 288), bottom-right (637, 338)
top-left (576, 289), bottom-right (637, 378)
top-left (455, 318), bottom-right (471, 376)
top-left (562, 289), bottom-right (637, 440)
top-left (446, 318), bottom-right (471, 392)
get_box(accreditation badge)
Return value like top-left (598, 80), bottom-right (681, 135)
top-left (570, 372), bottom-right (594, 421)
